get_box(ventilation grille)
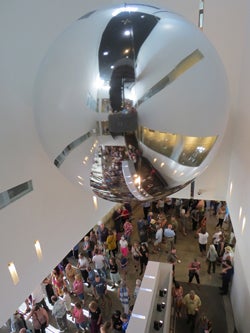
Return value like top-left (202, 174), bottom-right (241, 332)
top-left (0, 180), bottom-right (33, 209)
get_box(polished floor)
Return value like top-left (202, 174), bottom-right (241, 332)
top-left (1, 203), bottom-right (235, 333)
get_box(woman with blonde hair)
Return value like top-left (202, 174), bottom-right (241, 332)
top-left (73, 273), bottom-right (84, 303)
top-left (207, 244), bottom-right (218, 274)
top-left (65, 263), bottom-right (76, 292)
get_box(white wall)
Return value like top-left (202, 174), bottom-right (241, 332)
top-left (0, 0), bottom-right (117, 325)
top-left (0, 0), bottom-right (247, 330)
top-left (225, 1), bottom-right (250, 331)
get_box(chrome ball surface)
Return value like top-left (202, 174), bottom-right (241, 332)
top-left (34, 4), bottom-right (229, 202)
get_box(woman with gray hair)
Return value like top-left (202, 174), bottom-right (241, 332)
top-left (207, 244), bottom-right (218, 274)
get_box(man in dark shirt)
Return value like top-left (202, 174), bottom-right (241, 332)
top-left (92, 275), bottom-right (107, 304)
top-left (220, 259), bottom-right (234, 295)
top-left (120, 313), bottom-right (130, 332)
top-left (97, 222), bottom-right (109, 244)
top-left (112, 310), bottom-right (122, 332)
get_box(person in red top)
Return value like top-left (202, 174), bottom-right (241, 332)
top-left (72, 302), bottom-right (88, 332)
top-left (121, 206), bottom-right (130, 223)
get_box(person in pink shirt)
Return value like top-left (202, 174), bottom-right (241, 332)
top-left (73, 274), bottom-right (84, 303)
top-left (72, 302), bottom-right (88, 332)
top-left (123, 219), bottom-right (133, 245)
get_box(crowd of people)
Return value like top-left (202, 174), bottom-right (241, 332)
top-left (6, 198), bottom-right (235, 333)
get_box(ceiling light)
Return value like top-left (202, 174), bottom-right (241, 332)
top-left (124, 30), bottom-right (131, 36)
top-left (134, 176), bottom-right (141, 185)
top-left (103, 51), bottom-right (109, 56)
top-left (93, 195), bottom-right (98, 209)
top-left (8, 262), bottom-right (19, 285)
top-left (34, 240), bottom-right (43, 260)
top-left (197, 146), bottom-right (205, 152)
top-left (229, 181), bottom-right (233, 196)
top-left (242, 216), bottom-right (246, 233)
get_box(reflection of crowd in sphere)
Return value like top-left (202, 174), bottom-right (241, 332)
top-left (127, 144), bottom-right (139, 164)
top-left (102, 146), bottom-right (127, 195)
top-left (101, 144), bottom-right (140, 198)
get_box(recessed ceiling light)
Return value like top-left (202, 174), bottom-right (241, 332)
top-left (8, 262), bottom-right (19, 285)
top-left (229, 181), bottom-right (233, 196)
top-left (242, 216), bottom-right (246, 233)
top-left (34, 240), bottom-right (43, 260)
top-left (93, 195), bottom-right (98, 209)
top-left (239, 206), bottom-right (242, 219)
top-left (124, 30), bottom-right (131, 36)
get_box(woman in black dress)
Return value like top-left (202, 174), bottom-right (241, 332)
top-left (138, 243), bottom-right (149, 275)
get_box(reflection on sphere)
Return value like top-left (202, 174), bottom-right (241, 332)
top-left (34, 4), bottom-right (229, 202)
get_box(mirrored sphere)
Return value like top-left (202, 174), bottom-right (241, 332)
top-left (34, 3), bottom-right (229, 202)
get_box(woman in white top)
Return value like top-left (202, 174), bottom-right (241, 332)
top-left (119, 235), bottom-right (129, 257)
top-left (197, 229), bottom-right (209, 257)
